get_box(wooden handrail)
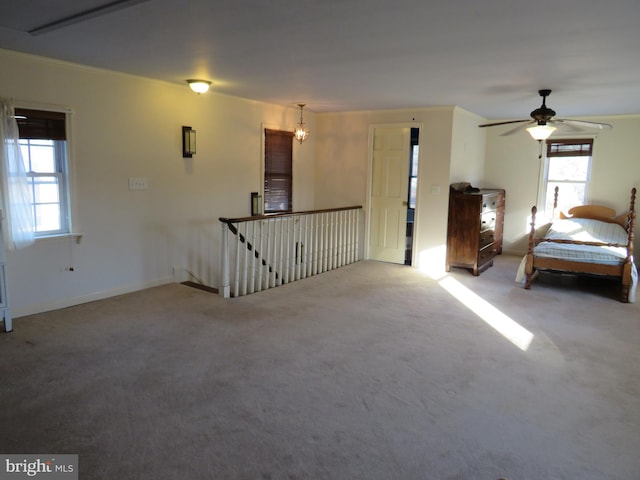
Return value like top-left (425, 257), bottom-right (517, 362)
top-left (220, 205), bottom-right (362, 224)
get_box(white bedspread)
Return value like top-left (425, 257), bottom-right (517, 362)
top-left (534, 218), bottom-right (629, 264)
top-left (515, 218), bottom-right (637, 303)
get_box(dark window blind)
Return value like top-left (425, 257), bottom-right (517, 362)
top-left (547, 139), bottom-right (593, 157)
top-left (264, 129), bottom-right (293, 213)
top-left (15, 108), bottom-right (66, 140)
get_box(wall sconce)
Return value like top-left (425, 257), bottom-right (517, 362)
top-left (182, 126), bottom-right (196, 158)
top-left (293, 103), bottom-right (310, 144)
top-left (186, 79), bottom-right (211, 94)
top-left (251, 192), bottom-right (263, 216)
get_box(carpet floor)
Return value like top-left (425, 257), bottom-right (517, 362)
top-left (1, 255), bottom-right (638, 479)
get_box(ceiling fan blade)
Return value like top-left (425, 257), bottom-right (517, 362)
top-left (478, 119), bottom-right (530, 128)
top-left (548, 120), bottom-right (582, 133)
top-left (554, 118), bottom-right (613, 130)
top-left (500, 120), bottom-right (535, 136)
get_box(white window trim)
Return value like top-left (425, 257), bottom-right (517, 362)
top-left (16, 102), bottom-right (78, 239)
top-left (536, 135), bottom-right (596, 220)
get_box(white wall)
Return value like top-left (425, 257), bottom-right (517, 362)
top-left (0, 49), bottom-right (315, 317)
top-left (314, 106), bottom-right (486, 271)
top-left (484, 115), bottom-right (640, 259)
top-left (450, 107), bottom-right (487, 186)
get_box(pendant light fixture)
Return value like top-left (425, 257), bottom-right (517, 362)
top-left (294, 104), bottom-right (310, 144)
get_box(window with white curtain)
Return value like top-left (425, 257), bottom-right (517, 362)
top-left (15, 108), bottom-right (71, 237)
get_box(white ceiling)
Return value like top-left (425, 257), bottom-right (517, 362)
top-left (1, 0), bottom-right (639, 119)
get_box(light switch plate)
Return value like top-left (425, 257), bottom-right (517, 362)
top-left (129, 177), bottom-right (148, 190)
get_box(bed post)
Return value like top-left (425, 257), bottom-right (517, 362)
top-left (525, 205), bottom-right (537, 289)
top-left (627, 187), bottom-right (636, 254)
top-left (552, 186), bottom-right (559, 219)
top-left (621, 187), bottom-right (637, 302)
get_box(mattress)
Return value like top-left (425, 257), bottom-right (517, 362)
top-left (533, 217), bottom-right (629, 266)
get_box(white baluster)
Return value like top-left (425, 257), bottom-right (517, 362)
top-left (301, 215), bottom-right (308, 279)
top-left (311, 213), bottom-right (318, 275)
top-left (284, 218), bottom-right (289, 284)
top-left (278, 218), bottom-right (285, 286)
top-left (355, 209), bottom-right (360, 262)
top-left (322, 212), bottom-right (328, 273)
top-left (297, 215), bottom-right (302, 278)
top-left (349, 210), bottom-right (357, 263)
top-left (292, 217), bottom-right (299, 281)
top-left (266, 218), bottom-right (274, 290)
top-left (331, 212), bottom-right (338, 270)
top-left (241, 223), bottom-right (248, 296)
top-left (248, 221), bottom-right (256, 294)
top-left (220, 222), bottom-right (231, 298)
top-left (256, 219), bottom-right (264, 292)
top-left (345, 211), bottom-right (351, 265)
top-left (338, 211), bottom-right (344, 267)
top-left (233, 223), bottom-right (241, 297)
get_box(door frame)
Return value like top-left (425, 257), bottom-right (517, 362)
top-left (365, 122), bottom-right (424, 264)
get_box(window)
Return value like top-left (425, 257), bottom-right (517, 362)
top-left (540, 138), bottom-right (593, 218)
top-left (264, 128), bottom-right (293, 213)
top-left (16, 108), bottom-right (71, 236)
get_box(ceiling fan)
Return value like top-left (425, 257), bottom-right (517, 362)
top-left (478, 89), bottom-right (612, 140)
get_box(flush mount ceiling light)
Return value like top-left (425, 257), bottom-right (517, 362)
top-left (526, 123), bottom-right (557, 140)
top-left (186, 79), bottom-right (211, 94)
top-left (293, 104), bottom-right (310, 144)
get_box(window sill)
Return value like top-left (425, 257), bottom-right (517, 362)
top-left (35, 232), bottom-right (83, 244)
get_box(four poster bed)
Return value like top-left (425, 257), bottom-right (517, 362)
top-left (518, 187), bottom-right (637, 303)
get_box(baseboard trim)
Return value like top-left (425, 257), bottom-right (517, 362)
top-left (13, 275), bottom-right (174, 319)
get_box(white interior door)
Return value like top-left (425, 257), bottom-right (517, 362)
top-left (368, 127), bottom-right (410, 264)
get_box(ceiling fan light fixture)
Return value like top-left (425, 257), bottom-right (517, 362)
top-left (187, 79), bottom-right (211, 94)
top-left (526, 124), bottom-right (556, 140)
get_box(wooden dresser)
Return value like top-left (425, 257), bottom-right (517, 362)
top-left (446, 186), bottom-right (505, 275)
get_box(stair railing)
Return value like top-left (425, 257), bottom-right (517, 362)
top-left (219, 205), bottom-right (362, 297)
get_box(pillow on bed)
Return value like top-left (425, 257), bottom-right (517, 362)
top-left (545, 217), bottom-right (628, 245)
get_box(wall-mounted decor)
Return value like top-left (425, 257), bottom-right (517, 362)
top-left (251, 192), bottom-right (263, 216)
top-left (182, 126), bottom-right (196, 158)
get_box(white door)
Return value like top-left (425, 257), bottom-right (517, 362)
top-left (369, 127), bottom-right (410, 264)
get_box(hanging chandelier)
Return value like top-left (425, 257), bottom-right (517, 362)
top-left (294, 104), bottom-right (310, 144)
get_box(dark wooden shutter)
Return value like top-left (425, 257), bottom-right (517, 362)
top-left (264, 129), bottom-right (293, 213)
top-left (15, 108), bottom-right (66, 140)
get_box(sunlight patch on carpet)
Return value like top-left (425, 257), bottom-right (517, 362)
top-left (438, 276), bottom-right (534, 351)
